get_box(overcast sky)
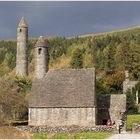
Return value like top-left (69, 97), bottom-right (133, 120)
top-left (1, 1), bottom-right (140, 39)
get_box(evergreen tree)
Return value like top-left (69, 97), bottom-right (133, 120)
top-left (103, 42), bottom-right (116, 71)
top-left (126, 90), bottom-right (138, 114)
top-left (128, 41), bottom-right (140, 79)
top-left (70, 48), bottom-right (83, 69)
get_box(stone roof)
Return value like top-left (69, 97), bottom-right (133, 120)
top-left (18, 17), bottom-right (28, 28)
top-left (35, 36), bottom-right (47, 47)
top-left (29, 68), bottom-right (96, 108)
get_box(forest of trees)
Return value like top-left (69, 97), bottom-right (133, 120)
top-left (1, 26), bottom-right (140, 121)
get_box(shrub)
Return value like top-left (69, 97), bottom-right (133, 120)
top-left (0, 76), bottom-right (30, 122)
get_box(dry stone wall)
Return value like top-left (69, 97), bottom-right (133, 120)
top-left (15, 125), bottom-right (116, 133)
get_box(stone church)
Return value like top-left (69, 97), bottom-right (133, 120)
top-left (16, 17), bottom-right (126, 127)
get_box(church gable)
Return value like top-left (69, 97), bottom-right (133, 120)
top-left (29, 68), bottom-right (96, 108)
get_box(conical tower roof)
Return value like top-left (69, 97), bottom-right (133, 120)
top-left (18, 17), bottom-right (28, 27)
top-left (35, 36), bottom-right (47, 47)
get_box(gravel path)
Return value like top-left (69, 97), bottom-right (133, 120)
top-left (107, 132), bottom-right (140, 139)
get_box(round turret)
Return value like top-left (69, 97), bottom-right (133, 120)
top-left (34, 36), bottom-right (49, 79)
top-left (35, 36), bottom-right (46, 47)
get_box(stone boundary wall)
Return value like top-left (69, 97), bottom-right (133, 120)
top-left (14, 125), bottom-right (117, 133)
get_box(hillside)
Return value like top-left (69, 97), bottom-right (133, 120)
top-left (78, 25), bottom-right (140, 38)
top-left (0, 25), bottom-right (140, 76)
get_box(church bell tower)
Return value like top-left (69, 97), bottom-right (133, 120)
top-left (34, 36), bottom-right (48, 79)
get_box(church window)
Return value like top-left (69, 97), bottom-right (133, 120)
top-left (38, 48), bottom-right (42, 55)
top-left (19, 29), bottom-right (22, 32)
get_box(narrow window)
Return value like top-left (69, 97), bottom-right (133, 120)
top-left (19, 29), bottom-right (22, 32)
top-left (38, 48), bottom-right (42, 55)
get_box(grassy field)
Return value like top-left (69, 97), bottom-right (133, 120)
top-left (33, 132), bottom-right (113, 139)
top-left (127, 114), bottom-right (140, 130)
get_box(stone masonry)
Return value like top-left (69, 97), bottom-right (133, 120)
top-left (34, 36), bottom-right (49, 79)
top-left (97, 94), bottom-right (126, 125)
top-left (29, 68), bottom-right (97, 127)
top-left (29, 108), bottom-right (96, 127)
top-left (16, 17), bottom-right (28, 76)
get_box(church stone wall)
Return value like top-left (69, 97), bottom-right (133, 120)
top-left (29, 107), bottom-right (96, 127)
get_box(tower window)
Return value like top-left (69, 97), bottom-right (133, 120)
top-left (19, 29), bottom-right (22, 32)
top-left (38, 48), bottom-right (42, 55)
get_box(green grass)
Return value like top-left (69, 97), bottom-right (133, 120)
top-left (127, 114), bottom-right (140, 130)
top-left (10, 120), bottom-right (28, 123)
top-left (33, 132), bottom-right (113, 139)
top-left (33, 133), bottom-right (48, 139)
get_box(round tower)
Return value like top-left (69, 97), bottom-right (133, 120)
top-left (34, 36), bottom-right (48, 79)
top-left (16, 17), bottom-right (28, 76)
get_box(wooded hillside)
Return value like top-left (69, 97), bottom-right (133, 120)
top-left (1, 26), bottom-right (140, 78)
